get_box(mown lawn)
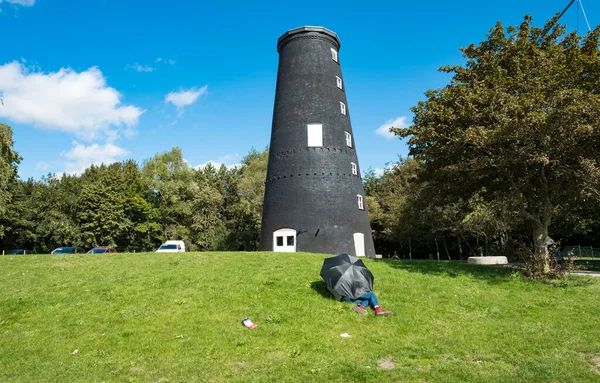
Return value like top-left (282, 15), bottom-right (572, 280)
top-left (1, 252), bottom-right (599, 382)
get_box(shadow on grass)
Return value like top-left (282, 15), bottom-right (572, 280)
top-left (573, 259), bottom-right (600, 272)
top-left (310, 280), bottom-right (333, 299)
top-left (375, 259), bottom-right (522, 285)
top-left (377, 259), bottom-right (598, 288)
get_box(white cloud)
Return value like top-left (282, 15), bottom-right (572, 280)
top-left (373, 164), bottom-right (395, 177)
top-left (0, 0), bottom-right (36, 6)
top-left (0, 61), bottom-right (144, 140)
top-left (375, 116), bottom-right (409, 139)
top-left (193, 153), bottom-right (240, 170)
top-left (61, 141), bottom-right (129, 175)
top-left (130, 63), bottom-right (154, 72)
top-left (155, 58), bottom-right (176, 65)
top-left (165, 86), bottom-right (207, 114)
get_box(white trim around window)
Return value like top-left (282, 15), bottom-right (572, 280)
top-left (357, 194), bottom-right (364, 210)
top-left (351, 162), bottom-right (357, 176)
top-left (345, 131), bottom-right (352, 147)
top-left (340, 101), bottom-right (346, 115)
top-left (336, 76), bottom-right (343, 89)
top-left (331, 48), bottom-right (338, 62)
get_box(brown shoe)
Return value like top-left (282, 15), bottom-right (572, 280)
top-left (376, 310), bottom-right (393, 316)
top-left (353, 305), bottom-right (368, 316)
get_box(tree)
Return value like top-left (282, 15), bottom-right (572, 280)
top-left (191, 163), bottom-right (228, 250)
top-left (225, 148), bottom-right (269, 251)
top-left (394, 15), bottom-right (600, 276)
top-left (77, 164), bottom-right (129, 247)
top-left (0, 123), bottom-right (21, 238)
top-left (142, 148), bottom-right (196, 245)
top-left (118, 160), bottom-right (161, 251)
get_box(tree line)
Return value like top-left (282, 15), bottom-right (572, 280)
top-left (0, 131), bottom-right (269, 253)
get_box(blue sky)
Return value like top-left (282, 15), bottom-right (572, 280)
top-left (1, 0), bottom-right (597, 179)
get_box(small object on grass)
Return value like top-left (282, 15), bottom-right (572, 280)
top-left (242, 318), bottom-right (257, 329)
top-left (72, 349), bottom-right (79, 355)
top-left (340, 333), bottom-right (350, 338)
top-left (175, 334), bottom-right (187, 339)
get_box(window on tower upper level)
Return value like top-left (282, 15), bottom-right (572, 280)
top-left (351, 162), bottom-right (357, 176)
top-left (340, 102), bottom-right (346, 115)
top-left (307, 123), bottom-right (323, 147)
top-left (345, 131), bottom-right (352, 147)
top-left (331, 48), bottom-right (338, 63)
top-left (336, 76), bottom-right (343, 90)
top-left (357, 194), bottom-right (364, 210)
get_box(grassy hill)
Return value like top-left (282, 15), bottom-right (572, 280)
top-left (1, 252), bottom-right (600, 382)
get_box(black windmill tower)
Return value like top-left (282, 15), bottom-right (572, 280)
top-left (260, 26), bottom-right (376, 257)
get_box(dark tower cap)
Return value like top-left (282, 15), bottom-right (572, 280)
top-left (277, 26), bottom-right (341, 53)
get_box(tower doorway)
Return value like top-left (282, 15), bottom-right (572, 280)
top-left (353, 233), bottom-right (365, 257)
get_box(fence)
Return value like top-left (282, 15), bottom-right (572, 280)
top-left (561, 246), bottom-right (600, 259)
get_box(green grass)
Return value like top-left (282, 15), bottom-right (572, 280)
top-left (1, 252), bottom-right (600, 382)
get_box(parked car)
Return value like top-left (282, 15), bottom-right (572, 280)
top-left (51, 247), bottom-right (85, 254)
top-left (87, 247), bottom-right (117, 254)
top-left (156, 240), bottom-right (186, 253)
top-left (5, 249), bottom-right (35, 255)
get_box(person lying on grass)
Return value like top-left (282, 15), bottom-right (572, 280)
top-left (327, 285), bottom-right (393, 316)
top-left (341, 291), bottom-right (392, 316)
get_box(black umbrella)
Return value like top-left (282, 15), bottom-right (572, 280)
top-left (320, 253), bottom-right (374, 300)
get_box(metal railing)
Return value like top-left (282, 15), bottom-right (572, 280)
top-left (561, 246), bottom-right (600, 259)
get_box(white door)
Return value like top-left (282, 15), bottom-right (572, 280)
top-left (273, 228), bottom-right (297, 252)
top-left (353, 233), bottom-right (365, 257)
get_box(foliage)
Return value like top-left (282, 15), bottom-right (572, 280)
top-left (392, 15), bottom-right (600, 275)
top-left (0, 146), bottom-right (269, 254)
top-left (0, 123), bottom-right (21, 238)
top-left (225, 148), bottom-right (269, 251)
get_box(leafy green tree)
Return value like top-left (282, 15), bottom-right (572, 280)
top-left (31, 176), bottom-right (81, 252)
top-left (225, 148), bottom-right (269, 251)
top-left (1, 179), bottom-right (38, 250)
top-left (394, 15), bottom-right (600, 275)
top-left (77, 164), bottom-right (129, 248)
top-left (117, 160), bottom-right (161, 251)
top-left (368, 158), bottom-right (427, 258)
top-left (142, 148), bottom-right (196, 245)
top-left (190, 163), bottom-right (228, 250)
top-left (0, 123), bottom-right (21, 239)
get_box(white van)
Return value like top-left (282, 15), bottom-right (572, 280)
top-left (156, 240), bottom-right (186, 253)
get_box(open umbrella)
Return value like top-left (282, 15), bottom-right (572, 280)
top-left (320, 253), bottom-right (374, 300)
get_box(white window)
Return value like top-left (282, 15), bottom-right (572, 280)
top-left (336, 76), bottom-right (343, 89)
top-left (357, 194), bottom-right (364, 210)
top-left (351, 162), bottom-right (357, 175)
top-left (340, 102), bottom-right (346, 115)
top-left (273, 228), bottom-right (297, 252)
top-left (331, 48), bottom-right (338, 62)
top-left (345, 131), bottom-right (352, 147)
top-left (307, 123), bottom-right (323, 147)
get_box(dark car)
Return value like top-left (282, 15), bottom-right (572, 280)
top-left (51, 247), bottom-right (85, 254)
top-left (6, 249), bottom-right (35, 255)
top-left (87, 247), bottom-right (117, 254)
